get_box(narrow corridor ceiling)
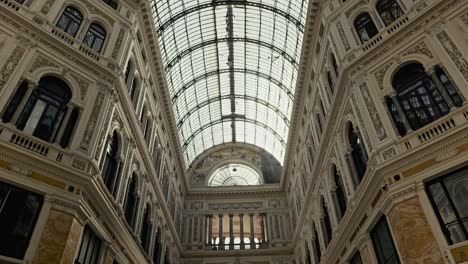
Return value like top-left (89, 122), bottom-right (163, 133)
top-left (150, 0), bottom-right (310, 167)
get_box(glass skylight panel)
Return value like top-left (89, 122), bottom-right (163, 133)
top-left (151, 0), bottom-right (309, 167)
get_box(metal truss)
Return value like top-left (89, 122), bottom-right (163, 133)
top-left (181, 117), bottom-right (286, 151)
top-left (170, 68), bottom-right (294, 103)
top-left (165, 37), bottom-right (298, 71)
top-left (154, 0), bottom-right (304, 35)
top-left (176, 94), bottom-right (290, 129)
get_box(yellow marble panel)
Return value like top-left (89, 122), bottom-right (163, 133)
top-left (451, 244), bottom-right (468, 264)
top-left (33, 209), bottom-right (83, 264)
top-left (388, 197), bottom-right (444, 264)
top-left (30, 172), bottom-right (67, 190)
top-left (401, 159), bottom-right (438, 178)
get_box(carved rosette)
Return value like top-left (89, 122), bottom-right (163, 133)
top-left (0, 46), bottom-right (26, 92)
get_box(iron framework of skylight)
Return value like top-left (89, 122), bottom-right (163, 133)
top-left (150, 0), bottom-right (309, 167)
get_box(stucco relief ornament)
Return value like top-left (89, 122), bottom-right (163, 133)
top-left (190, 171), bottom-right (205, 185)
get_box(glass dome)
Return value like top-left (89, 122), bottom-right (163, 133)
top-left (208, 164), bottom-right (262, 186)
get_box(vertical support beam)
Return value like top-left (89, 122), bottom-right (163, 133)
top-left (428, 67), bottom-right (455, 109)
top-left (218, 213), bottom-right (224, 249)
top-left (389, 92), bottom-right (412, 133)
top-left (249, 213), bottom-right (255, 249)
top-left (229, 213), bottom-right (234, 249)
top-left (260, 213), bottom-right (266, 243)
top-left (208, 214), bottom-right (213, 246)
top-left (239, 213), bottom-right (245, 249)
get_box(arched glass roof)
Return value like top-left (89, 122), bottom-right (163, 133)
top-left (208, 164), bottom-right (262, 186)
top-left (150, 0), bottom-right (310, 167)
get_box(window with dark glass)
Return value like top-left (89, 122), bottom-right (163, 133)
top-left (331, 53), bottom-right (339, 77)
top-left (435, 66), bottom-right (463, 107)
top-left (376, 0), bottom-right (404, 26)
top-left (350, 251), bottom-right (363, 264)
top-left (391, 63), bottom-right (451, 131)
top-left (348, 124), bottom-right (367, 183)
top-left (140, 205), bottom-right (152, 253)
top-left (426, 165), bottom-right (468, 245)
top-left (83, 23), bottom-right (107, 53)
top-left (0, 181), bottom-right (43, 260)
top-left (321, 197), bottom-right (333, 246)
top-left (354, 13), bottom-right (379, 43)
top-left (385, 97), bottom-right (406, 136)
top-left (124, 61), bottom-right (132, 84)
top-left (102, 0), bottom-right (118, 9)
top-left (312, 223), bottom-right (322, 263)
top-left (101, 132), bottom-right (119, 194)
top-left (153, 228), bottom-right (162, 264)
top-left (123, 174), bottom-right (138, 230)
top-left (2, 81), bottom-right (28, 123)
top-left (16, 76), bottom-right (72, 143)
top-left (305, 242), bottom-right (312, 264)
top-left (371, 216), bottom-right (400, 264)
top-left (164, 249), bottom-right (170, 264)
top-left (56, 6), bottom-right (83, 37)
top-left (327, 72), bottom-right (335, 94)
top-left (15, 0), bottom-right (26, 4)
top-left (333, 165), bottom-right (347, 221)
top-left (75, 225), bottom-right (102, 264)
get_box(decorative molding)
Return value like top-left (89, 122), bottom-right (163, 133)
top-left (374, 61), bottom-right (393, 90)
top-left (359, 82), bottom-right (387, 140)
top-left (401, 41), bottom-right (433, 58)
top-left (28, 55), bottom-right (60, 73)
top-left (112, 28), bottom-right (125, 59)
top-left (381, 147), bottom-right (397, 161)
top-left (41, 0), bottom-right (56, 15)
top-left (0, 46), bottom-right (26, 92)
top-left (436, 31), bottom-right (468, 81)
top-left (81, 91), bottom-right (105, 150)
top-left (69, 72), bottom-right (90, 100)
top-left (336, 21), bottom-right (351, 51)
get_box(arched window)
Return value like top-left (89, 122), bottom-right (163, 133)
top-left (56, 6), bottom-right (83, 37)
top-left (348, 123), bottom-right (367, 183)
top-left (376, 0), bottom-right (404, 26)
top-left (102, 0), bottom-right (118, 9)
top-left (140, 205), bottom-right (152, 253)
top-left (16, 76), bottom-right (72, 142)
top-left (391, 63), bottom-right (452, 130)
top-left (333, 165), bottom-right (347, 221)
top-left (123, 174), bottom-right (138, 230)
top-left (83, 23), bottom-right (106, 53)
top-left (354, 13), bottom-right (379, 43)
top-left (101, 132), bottom-right (119, 194)
top-left (321, 197), bottom-right (333, 246)
top-left (153, 228), bottom-right (163, 264)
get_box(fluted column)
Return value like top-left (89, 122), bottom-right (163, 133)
top-left (249, 213), bottom-right (255, 248)
top-left (218, 214), bottom-right (224, 249)
top-left (229, 213), bottom-right (234, 249)
top-left (10, 79), bottom-right (36, 123)
top-left (239, 213), bottom-right (245, 249)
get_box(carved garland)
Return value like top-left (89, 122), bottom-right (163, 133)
top-left (359, 82), bottom-right (388, 141)
top-left (0, 46), bottom-right (26, 92)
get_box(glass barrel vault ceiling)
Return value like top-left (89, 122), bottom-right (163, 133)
top-left (150, 0), bottom-right (310, 167)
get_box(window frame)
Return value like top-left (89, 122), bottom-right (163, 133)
top-left (56, 6), bottom-right (83, 37)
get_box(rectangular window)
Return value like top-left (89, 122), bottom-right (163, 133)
top-left (0, 181), bottom-right (43, 259)
top-left (350, 250), bottom-right (363, 264)
top-left (75, 226), bottom-right (102, 264)
top-left (370, 216), bottom-right (400, 264)
top-left (426, 165), bottom-right (468, 245)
